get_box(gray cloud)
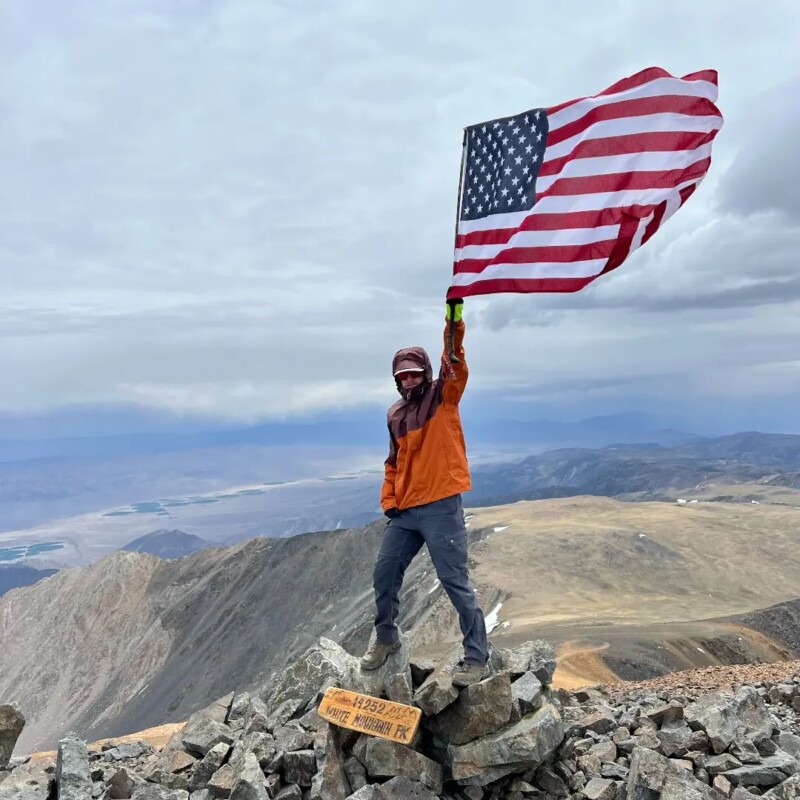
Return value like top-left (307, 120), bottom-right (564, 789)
top-left (1, 0), bottom-right (799, 420)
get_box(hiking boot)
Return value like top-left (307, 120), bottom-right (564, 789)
top-left (452, 660), bottom-right (490, 687)
top-left (360, 639), bottom-right (401, 671)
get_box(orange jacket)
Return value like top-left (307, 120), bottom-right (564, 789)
top-left (380, 318), bottom-right (471, 511)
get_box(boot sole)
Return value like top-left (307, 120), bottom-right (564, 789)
top-left (360, 640), bottom-right (402, 671)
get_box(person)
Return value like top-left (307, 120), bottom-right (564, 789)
top-left (360, 298), bottom-right (490, 687)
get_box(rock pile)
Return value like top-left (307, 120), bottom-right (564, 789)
top-left (2, 639), bottom-right (800, 800)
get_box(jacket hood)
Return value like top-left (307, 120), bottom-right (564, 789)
top-left (392, 346), bottom-right (433, 400)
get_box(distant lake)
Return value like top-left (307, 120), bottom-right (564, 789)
top-left (102, 486), bottom-right (269, 517)
top-left (0, 541), bottom-right (65, 562)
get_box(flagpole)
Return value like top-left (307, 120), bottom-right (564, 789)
top-left (448, 128), bottom-right (468, 364)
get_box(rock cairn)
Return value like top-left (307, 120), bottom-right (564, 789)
top-left (2, 639), bottom-right (800, 799)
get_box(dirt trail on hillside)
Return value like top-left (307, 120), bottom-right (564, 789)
top-left (552, 640), bottom-right (620, 689)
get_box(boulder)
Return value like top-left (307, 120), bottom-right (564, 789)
top-left (273, 723), bottom-right (314, 753)
top-left (261, 639), bottom-right (363, 721)
top-left (424, 673), bottom-right (513, 745)
top-left (626, 747), bottom-right (725, 799)
top-left (685, 685), bottom-right (774, 754)
top-left (309, 725), bottom-right (350, 800)
top-left (181, 717), bottom-right (235, 757)
top-left (510, 672), bottom-right (543, 717)
top-left (229, 752), bottom-right (268, 800)
top-left (281, 750), bottom-right (316, 787)
top-left (363, 738), bottom-right (443, 794)
top-left (764, 774), bottom-right (800, 799)
top-left (495, 640), bottom-right (557, 685)
top-left (723, 751), bottom-right (798, 789)
top-left (56, 732), bottom-right (92, 800)
top-left (374, 776), bottom-right (438, 800)
top-left (131, 785), bottom-right (190, 799)
top-left (108, 766), bottom-right (147, 799)
top-left (447, 700), bottom-right (564, 785)
top-left (0, 704), bottom-right (25, 769)
top-left (0, 761), bottom-right (53, 799)
top-left (190, 741), bottom-right (231, 792)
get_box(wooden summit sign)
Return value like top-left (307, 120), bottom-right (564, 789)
top-left (318, 687), bottom-right (421, 745)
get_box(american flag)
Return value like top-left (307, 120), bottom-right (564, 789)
top-left (448, 67), bottom-right (723, 298)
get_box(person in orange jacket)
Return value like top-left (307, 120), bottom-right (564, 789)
top-left (360, 298), bottom-right (490, 687)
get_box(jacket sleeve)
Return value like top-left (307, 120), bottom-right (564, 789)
top-left (441, 318), bottom-right (468, 405)
top-left (380, 424), bottom-right (399, 511)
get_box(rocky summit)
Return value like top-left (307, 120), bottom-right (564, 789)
top-left (2, 638), bottom-right (800, 800)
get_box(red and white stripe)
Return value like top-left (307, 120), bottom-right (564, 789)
top-left (449, 67), bottom-right (723, 297)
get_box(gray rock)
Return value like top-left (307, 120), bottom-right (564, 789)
top-left (228, 692), bottom-right (251, 722)
top-left (261, 639), bottom-right (363, 720)
top-left (168, 751), bottom-right (198, 774)
top-left (702, 753), bottom-right (742, 774)
top-left (281, 751), bottom-right (316, 787)
top-left (569, 710), bottom-right (616, 738)
top-left (190, 792), bottom-right (215, 800)
top-left (273, 724), bottom-right (314, 753)
top-left (104, 742), bottom-right (150, 762)
top-left (374, 776), bottom-right (438, 800)
top-left (190, 742), bottom-right (232, 792)
top-left (582, 777), bottom-right (616, 800)
top-left (646, 700), bottom-right (685, 727)
top-left (265, 701), bottom-right (297, 733)
top-left (626, 747), bottom-right (722, 799)
top-left (344, 787), bottom-right (377, 800)
top-left (363, 739), bottom-right (443, 794)
top-left (202, 693), bottom-right (235, 725)
top-left (685, 686), bottom-right (773, 755)
top-left (343, 757), bottom-right (366, 793)
top-left (534, 765), bottom-right (568, 797)
top-left (0, 705), bottom-right (25, 770)
top-left (0, 761), bottom-right (53, 799)
top-left (56, 732), bottom-right (92, 800)
top-left (243, 699), bottom-right (270, 736)
top-left (729, 736), bottom-right (762, 764)
top-left (108, 766), bottom-right (147, 799)
top-left (712, 774), bottom-right (732, 796)
top-left (412, 645), bottom-right (462, 716)
top-left (131, 786), bottom-right (190, 800)
top-left (600, 762), bottom-right (628, 780)
top-left (447, 701), bottom-right (564, 786)
top-left (723, 751), bottom-right (798, 788)
top-left (264, 775), bottom-right (280, 800)
top-left (229, 752), bottom-right (268, 800)
top-left (310, 726), bottom-right (351, 800)
top-left (228, 733), bottom-right (275, 775)
top-left (764, 774), bottom-right (800, 799)
top-left (497, 640), bottom-right (557, 684)
top-left (409, 659), bottom-right (435, 688)
top-left (588, 740), bottom-right (617, 764)
top-left (273, 785), bottom-right (302, 800)
top-left (511, 672), bottom-right (543, 717)
top-left (181, 717), bottom-right (235, 757)
top-left (207, 763), bottom-right (236, 798)
top-left (658, 720), bottom-right (695, 757)
top-left (774, 731), bottom-right (800, 758)
top-left (424, 673), bottom-right (512, 745)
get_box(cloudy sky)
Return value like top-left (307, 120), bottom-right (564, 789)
top-left (2, 1), bottom-right (799, 432)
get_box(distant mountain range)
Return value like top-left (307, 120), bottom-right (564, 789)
top-left (121, 529), bottom-right (209, 559)
top-left (0, 564), bottom-right (58, 598)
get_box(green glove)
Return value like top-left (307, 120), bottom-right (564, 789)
top-left (446, 298), bottom-right (464, 322)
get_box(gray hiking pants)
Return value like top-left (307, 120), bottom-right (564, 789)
top-left (372, 494), bottom-right (488, 665)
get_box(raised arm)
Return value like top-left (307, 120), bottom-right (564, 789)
top-left (441, 299), bottom-right (467, 405)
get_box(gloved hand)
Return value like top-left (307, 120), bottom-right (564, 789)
top-left (384, 507), bottom-right (400, 519)
top-left (446, 298), bottom-right (464, 323)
